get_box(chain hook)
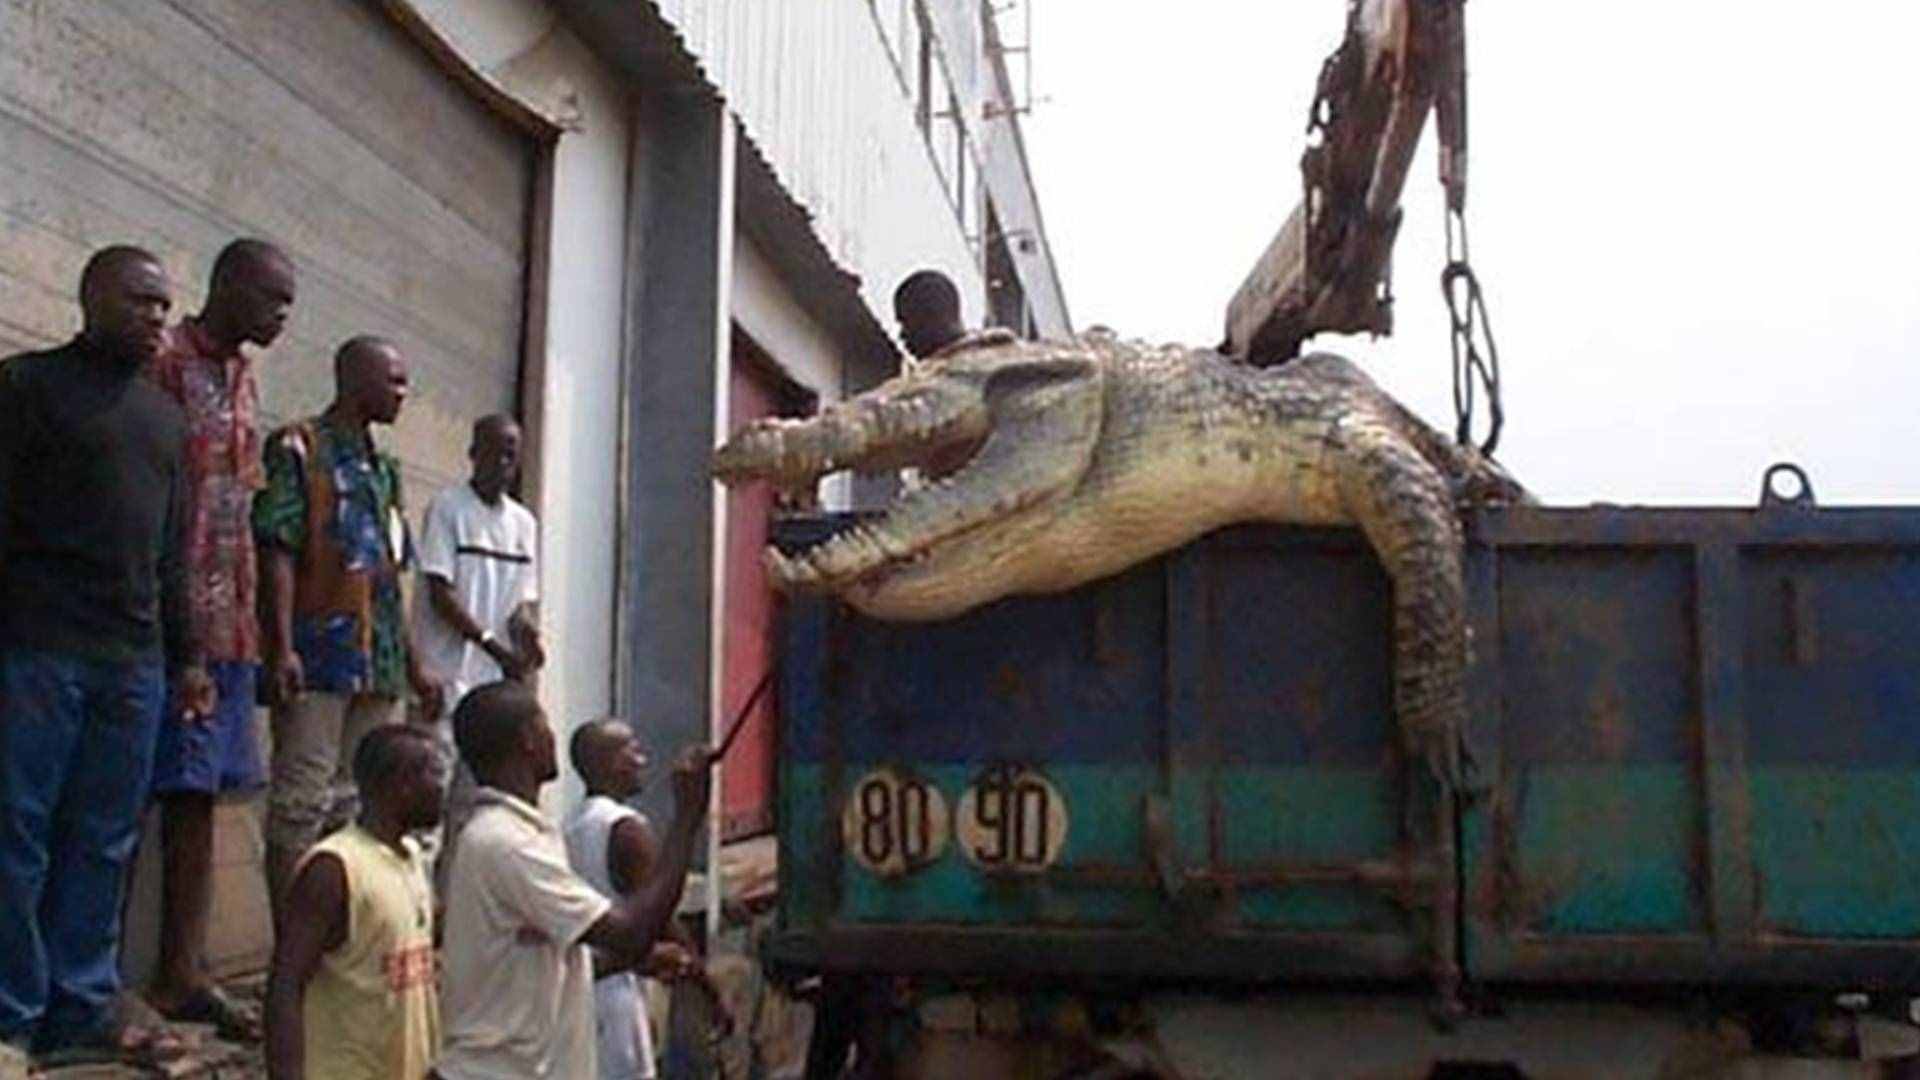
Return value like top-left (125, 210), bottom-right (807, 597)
top-left (1443, 209), bottom-right (1503, 455)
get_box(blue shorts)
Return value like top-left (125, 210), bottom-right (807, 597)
top-left (150, 661), bottom-right (265, 795)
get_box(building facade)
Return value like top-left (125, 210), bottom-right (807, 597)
top-left (0, 0), bottom-right (1065, 984)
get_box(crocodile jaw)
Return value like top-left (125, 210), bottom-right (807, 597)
top-left (713, 383), bottom-right (986, 493)
top-left (713, 351), bottom-right (1102, 595)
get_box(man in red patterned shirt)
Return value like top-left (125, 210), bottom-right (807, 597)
top-left (145, 238), bottom-right (297, 1039)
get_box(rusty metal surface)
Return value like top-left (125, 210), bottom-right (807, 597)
top-left (775, 493), bottom-right (1920, 991)
top-left (763, 926), bottom-right (1423, 983)
top-left (776, 516), bottom-right (1439, 986)
top-left (1463, 499), bottom-right (1920, 989)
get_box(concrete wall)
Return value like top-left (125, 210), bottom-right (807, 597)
top-left (0, 0), bottom-right (535, 518)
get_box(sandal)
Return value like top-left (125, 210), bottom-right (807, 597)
top-left (156, 986), bottom-right (262, 1044)
top-left (33, 1020), bottom-right (190, 1069)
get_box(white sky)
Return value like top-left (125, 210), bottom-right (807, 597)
top-left (1011, 3), bottom-right (1920, 506)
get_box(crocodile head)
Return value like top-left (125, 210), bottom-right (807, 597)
top-left (714, 333), bottom-right (1104, 615)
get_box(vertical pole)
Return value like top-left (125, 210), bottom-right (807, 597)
top-left (706, 109), bottom-right (739, 946)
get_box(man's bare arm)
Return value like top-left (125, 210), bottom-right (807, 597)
top-left (261, 547), bottom-right (302, 705)
top-left (264, 853), bottom-right (348, 1080)
top-left (588, 815), bottom-right (672, 980)
top-left (607, 814), bottom-right (661, 896)
top-left (578, 746), bottom-right (713, 963)
top-left (424, 574), bottom-right (485, 644)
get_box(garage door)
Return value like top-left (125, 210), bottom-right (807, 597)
top-left (0, 0), bottom-right (535, 978)
top-left (0, 0), bottom-right (534, 516)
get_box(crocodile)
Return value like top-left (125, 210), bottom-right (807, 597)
top-left (713, 327), bottom-right (1526, 781)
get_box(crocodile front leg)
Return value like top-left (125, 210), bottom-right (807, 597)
top-left (1333, 417), bottom-right (1468, 1019)
top-left (1334, 419), bottom-right (1467, 785)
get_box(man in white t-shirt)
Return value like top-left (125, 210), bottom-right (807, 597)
top-left (436, 682), bottom-right (711, 1080)
top-left (414, 413), bottom-right (542, 884)
top-left (415, 413), bottom-right (542, 709)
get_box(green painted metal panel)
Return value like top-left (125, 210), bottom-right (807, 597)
top-left (1750, 767), bottom-right (1920, 938)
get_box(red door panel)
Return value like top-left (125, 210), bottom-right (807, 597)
top-left (720, 335), bottom-right (790, 840)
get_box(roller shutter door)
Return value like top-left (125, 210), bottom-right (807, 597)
top-left (1, 0), bottom-right (533, 978)
top-left (0, 0), bottom-right (534, 516)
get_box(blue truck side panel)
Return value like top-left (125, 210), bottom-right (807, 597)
top-left (773, 506), bottom-right (1920, 989)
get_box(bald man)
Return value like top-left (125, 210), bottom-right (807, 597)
top-left (0, 246), bottom-right (193, 1059)
top-left (252, 335), bottom-right (443, 921)
top-left (146, 238), bottom-right (297, 1036)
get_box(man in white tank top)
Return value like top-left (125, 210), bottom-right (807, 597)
top-left (436, 684), bottom-right (713, 1080)
top-left (565, 719), bottom-right (724, 1080)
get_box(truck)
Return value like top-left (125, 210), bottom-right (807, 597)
top-left (694, 4), bottom-right (1918, 1074)
top-left (760, 468), bottom-right (1920, 1077)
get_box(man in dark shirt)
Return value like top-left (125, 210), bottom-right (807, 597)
top-left (0, 246), bottom-right (205, 1060)
top-left (892, 269), bottom-right (969, 360)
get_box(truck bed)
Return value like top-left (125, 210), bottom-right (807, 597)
top-left (768, 502), bottom-right (1920, 992)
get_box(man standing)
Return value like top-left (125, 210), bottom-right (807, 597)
top-left (264, 723), bottom-right (444, 1080)
top-left (437, 682), bottom-right (712, 1080)
top-left (145, 238), bottom-right (296, 1039)
top-left (253, 335), bottom-right (442, 918)
top-left (0, 246), bottom-right (201, 1061)
top-left (415, 413), bottom-right (542, 707)
top-left (412, 413), bottom-right (542, 882)
top-left (567, 718), bottom-right (728, 1080)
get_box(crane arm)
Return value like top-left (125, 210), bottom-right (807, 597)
top-left (1225, 0), bottom-right (1468, 366)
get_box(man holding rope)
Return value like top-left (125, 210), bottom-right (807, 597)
top-left (434, 682), bottom-right (714, 1079)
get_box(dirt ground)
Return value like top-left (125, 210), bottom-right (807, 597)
top-left (15, 980), bottom-right (264, 1080)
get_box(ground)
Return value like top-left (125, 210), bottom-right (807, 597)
top-left (8, 981), bottom-right (265, 1080)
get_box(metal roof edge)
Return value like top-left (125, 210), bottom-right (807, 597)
top-left (551, 0), bottom-right (900, 378)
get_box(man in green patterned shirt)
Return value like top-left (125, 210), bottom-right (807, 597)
top-left (253, 335), bottom-right (443, 919)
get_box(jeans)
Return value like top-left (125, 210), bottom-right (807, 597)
top-left (0, 647), bottom-right (164, 1046)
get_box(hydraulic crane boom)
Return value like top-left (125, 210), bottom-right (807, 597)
top-left (1225, 0), bottom-right (1468, 366)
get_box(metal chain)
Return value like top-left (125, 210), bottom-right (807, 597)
top-left (1443, 207), bottom-right (1503, 455)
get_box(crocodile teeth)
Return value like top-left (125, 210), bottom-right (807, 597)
top-left (764, 546), bottom-right (816, 589)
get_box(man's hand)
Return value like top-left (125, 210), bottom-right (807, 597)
top-left (670, 744), bottom-right (719, 813)
top-left (508, 612), bottom-right (545, 675)
top-left (479, 636), bottom-right (527, 682)
top-left (409, 660), bottom-right (444, 723)
top-left (176, 664), bottom-right (218, 724)
top-left (266, 647), bottom-right (303, 707)
top-left (644, 941), bottom-right (697, 980)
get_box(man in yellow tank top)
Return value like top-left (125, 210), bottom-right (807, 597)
top-left (263, 724), bottom-right (445, 1079)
